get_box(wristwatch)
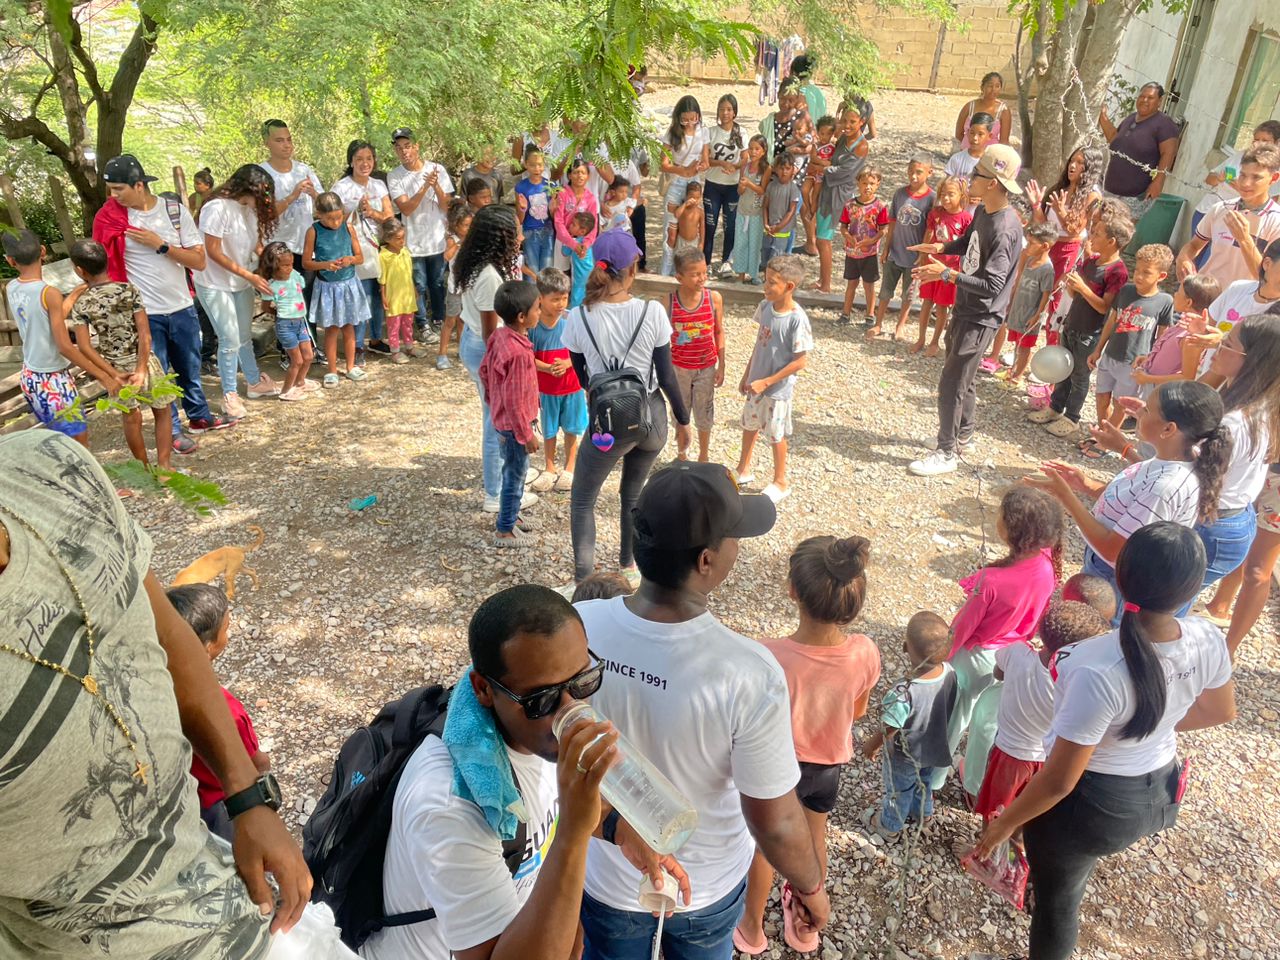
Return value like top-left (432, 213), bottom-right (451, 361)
top-left (223, 773), bottom-right (283, 818)
top-left (601, 809), bottom-right (621, 845)
top-left (941, 267), bottom-right (955, 283)
top-left (156, 243), bottom-right (170, 256)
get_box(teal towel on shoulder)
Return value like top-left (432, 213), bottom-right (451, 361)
top-left (443, 668), bottom-right (526, 840)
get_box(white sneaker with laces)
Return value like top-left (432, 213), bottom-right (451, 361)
top-left (909, 450), bottom-right (957, 477)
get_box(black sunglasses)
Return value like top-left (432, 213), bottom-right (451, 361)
top-left (485, 651), bottom-right (605, 719)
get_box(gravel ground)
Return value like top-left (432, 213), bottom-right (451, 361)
top-left (84, 82), bottom-right (1279, 960)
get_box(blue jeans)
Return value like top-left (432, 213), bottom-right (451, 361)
top-left (880, 746), bottom-right (938, 833)
top-left (359, 277), bottom-right (385, 342)
top-left (412, 253), bottom-right (446, 328)
top-left (523, 226), bottom-right (555, 275)
top-left (1083, 547), bottom-right (1123, 627)
top-left (1195, 505), bottom-right (1257, 591)
top-left (147, 304), bottom-right (212, 436)
top-left (459, 326), bottom-right (504, 497)
top-left (702, 179), bottom-right (738, 264)
top-left (497, 430), bottom-right (529, 532)
top-left (195, 285), bottom-right (261, 397)
top-left (580, 879), bottom-right (746, 960)
top-left (760, 231), bottom-right (791, 272)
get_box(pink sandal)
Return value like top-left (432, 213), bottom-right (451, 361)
top-left (781, 882), bottom-right (820, 953)
top-left (732, 925), bottom-right (768, 956)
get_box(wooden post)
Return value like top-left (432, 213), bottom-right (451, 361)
top-left (173, 165), bottom-right (187, 204)
top-left (0, 174), bottom-right (26, 230)
top-left (48, 175), bottom-right (78, 248)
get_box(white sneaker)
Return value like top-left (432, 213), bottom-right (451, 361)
top-left (909, 450), bottom-right (957, 477)
top-left (524, 466), bottom-right (540, 485)
top-left (247, 374), bottom-right (281, 399)
top-left (1027, 407), bottom-right (1062, 424)
top-left (735, 471), bottom-right (755, 485)
top-left (222, 392), bottom-right (247, 419)
top-left (958, 437), bottom-right (978, 455)
top-left (483, 490), bottom-right (540, 513)
top-left (436, 355), bottom-right (452, 370)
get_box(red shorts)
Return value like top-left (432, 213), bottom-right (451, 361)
top-left (919, 279), bottom-right (956, 307)
top-left (1008, 329), bottom-right (1039, 350)
top-left (974, 745), bottom-right (1042, 820)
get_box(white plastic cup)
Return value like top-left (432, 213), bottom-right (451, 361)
top-left (637, 868), bottom-right (680, 915)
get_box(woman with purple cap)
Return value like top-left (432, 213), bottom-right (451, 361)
top-left (560, 230), bottom-right (693, 585)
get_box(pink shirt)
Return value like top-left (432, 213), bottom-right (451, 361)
top-left (553, 186), bottom-right (600, 248)
top-left (949, 549), bottom-right (1058, 659)
top-left (762, 634), bottom-right (882, 765)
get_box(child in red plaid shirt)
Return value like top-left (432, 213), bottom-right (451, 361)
top-left (479, 281), bottom-right (543, 547)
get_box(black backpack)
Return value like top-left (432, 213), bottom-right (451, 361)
top-left (302, 684), bottom-right (528, 949)
top-left (578, 303), bottom-right (654, 445)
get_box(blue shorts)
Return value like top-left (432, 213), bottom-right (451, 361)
top-left (540, 390), bottom-right (588, 437)
top-left (276, 318), bottom-right (312, 350)
top-left (20, 366), bottom-right (86, 437)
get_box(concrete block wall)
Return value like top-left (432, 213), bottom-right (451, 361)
top-left (656, 1), bottom-right (1026, 95)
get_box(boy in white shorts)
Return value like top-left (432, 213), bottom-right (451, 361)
top-left (735, 254), bottom-right (813, 504)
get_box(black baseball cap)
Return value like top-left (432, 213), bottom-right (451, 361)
top-left (633, 462), bottom-right (776, 550)
top-left (391, 127), bottom-right (415, 143)
top-left (102, 154), bottom-right (158, 186)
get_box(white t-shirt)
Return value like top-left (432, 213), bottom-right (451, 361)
top-left (993, 642), bottom-right (1058, 762)
top-left (1048, 617), bottom-right (1232, 775)
top-left (1091, 458), bottom-right (1199, 564)
top-left (258, 160), bottom-right (323, 253)
top-left (194, 198), bottom-right (258, 292)
top-left (706, 125), bottom-right (745, 186)
top-left (575, 597), bottom-right (800, 912)
top-left (459, 264), bottom-right (506, 337)
top-left (1194, 197), bottom-right (1280, 289)
top-left (944, 150), bottom-right (981, 181)
top-left (1201, 280), bottom-right (1275, 376)
top-left (664, 127), bottom-right (709, 169)
top-left (360, 736), bottom-right (559, 960)
top-left (1219, 409), bottom-right (1270, 510)
top-left (333, 176), bottom-right (391, 279)
top-left (560, 298), bottom-right (672, 392)
top-left (125, 196), bottom-right (200, 314)
top-left (1194, 149), bottom-right (1280, 215)
top-left (387, 162), bottom-right (454, 256)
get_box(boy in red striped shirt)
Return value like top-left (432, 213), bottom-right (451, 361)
top-left (669, 249), bottom-right (725, 461)
top-left (479, 281), bottom-right (543, 547)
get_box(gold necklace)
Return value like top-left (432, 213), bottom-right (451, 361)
top-left (0, 504), bottom-right (150, 787)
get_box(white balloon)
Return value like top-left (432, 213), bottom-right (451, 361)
top-left (1029, 345), bottom-right (1075, 384)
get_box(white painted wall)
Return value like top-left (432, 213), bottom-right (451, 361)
top-left (1114, 3), bottom-right (1280, 246)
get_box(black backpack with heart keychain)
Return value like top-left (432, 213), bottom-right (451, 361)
top-left (578, 302), bottom-right (654, 452)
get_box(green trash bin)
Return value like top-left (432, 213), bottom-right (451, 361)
top-left (1126, 193), bottom-right (1185, 254)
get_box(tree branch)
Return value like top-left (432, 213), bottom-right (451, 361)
top-left (64, 10), bottom-right (105, 104)
top-left (100, 12), bottom-right (158, 116)
top-left (0, 107), bottom-right (74, 164)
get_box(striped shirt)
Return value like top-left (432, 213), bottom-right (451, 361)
top-left (1092, 458), bottom-right (1199, 558)
top-left (669, 289), bottom-right (719, 370)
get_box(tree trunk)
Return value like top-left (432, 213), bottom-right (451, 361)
top-left (1029, 0), bottom-right (1144, 185)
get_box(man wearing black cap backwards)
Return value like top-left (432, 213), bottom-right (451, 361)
top-left (574, 462), bottom-right (831, 959)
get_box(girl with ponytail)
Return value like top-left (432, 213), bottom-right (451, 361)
top-left (736, 535), bottom-right (881, 956)
top-left (946, 487), bottom-right (1066, 797)
top-left (1026, 379), bottom-right (1230, 621)
top-left (974, 522), bottom-right (1236, 960)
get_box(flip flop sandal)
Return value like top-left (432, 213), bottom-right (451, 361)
top-left (781, 882), bottom-right (820, 954)
top-left (732, 926), bottom-right (768, 956)
top-left (1078, 439), bottom-right (1111, 460)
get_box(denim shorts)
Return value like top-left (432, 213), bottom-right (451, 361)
top-left (276, 318), bottom-right (312, 350)
top-left (540, 390), bottom-right (588, 437)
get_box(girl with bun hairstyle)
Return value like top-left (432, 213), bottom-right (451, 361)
top-left (948, 487), bottom-right (1066, 796)
top-left (735, 535), bottom-right (880, 956)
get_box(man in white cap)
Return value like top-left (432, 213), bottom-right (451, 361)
top-left (906, 143), bottom-right (1025, 477)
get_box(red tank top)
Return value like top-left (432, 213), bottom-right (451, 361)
top-left (669, 289), bottom-right (718, 370)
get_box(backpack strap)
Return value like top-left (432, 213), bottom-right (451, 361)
top-left (163, 196), bottom-right (184, 236)
top-left (577, 305), bottom-right (608, 371)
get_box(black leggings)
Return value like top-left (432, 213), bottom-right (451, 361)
top-left (1023, 762), bottom-right (1180, 960)
top-left (569, 392), bottom-right (668, 580)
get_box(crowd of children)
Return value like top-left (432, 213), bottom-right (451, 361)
top-left (4, 75), bottom-right (1276, 960)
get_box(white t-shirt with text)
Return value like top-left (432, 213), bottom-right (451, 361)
top-left (258, 160), bottom-right (323, 253)
top-left (387, 162), bottom-right (454, 257)
top-left (575, 597), bottom-right (800, 912)
top-left (194, 198), bottom-right (258, 293)
top-left (360, 736), bottom-right (559, 960)
top-left (125, 196), bottom-right (201, 315)
top-left (1048, 618), bottom-right (1232, 775)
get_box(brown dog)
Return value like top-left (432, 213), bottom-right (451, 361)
top-left (172, 525), bottom-right (264, 600)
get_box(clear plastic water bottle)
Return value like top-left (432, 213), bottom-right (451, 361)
top-left (552, 701), bottom-right (698, 855)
